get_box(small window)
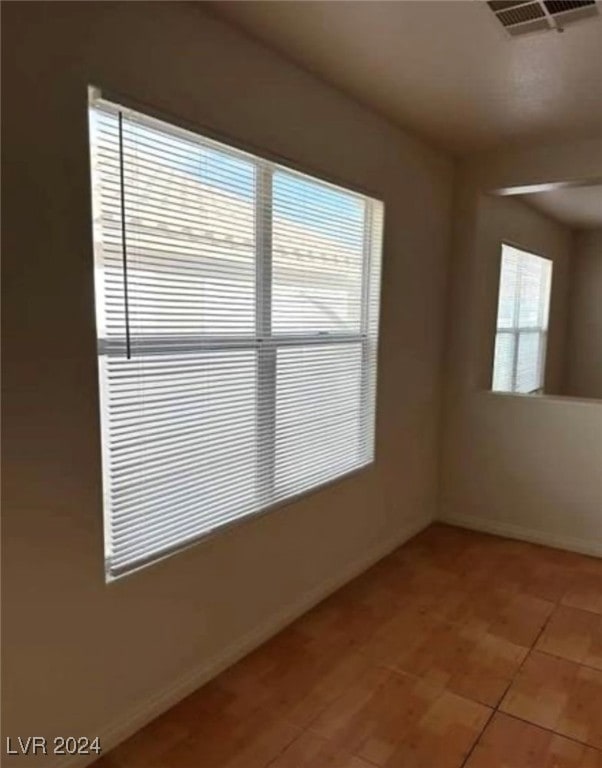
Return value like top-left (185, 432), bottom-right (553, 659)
top-left (88, 90), bottom-right (384, 580)
top-left (492, 244), bottom-right (552, 394)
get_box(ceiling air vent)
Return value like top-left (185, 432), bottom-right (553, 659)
top-left (488, 0), bottom-right (599, 36)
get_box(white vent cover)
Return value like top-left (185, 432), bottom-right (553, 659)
top-left (488, 0), bottom-right (599, 36)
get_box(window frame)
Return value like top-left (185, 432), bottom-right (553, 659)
top-left (89, 89), bottom-right (384, 579)
top-left (491, 241), bottom-right (553, 395)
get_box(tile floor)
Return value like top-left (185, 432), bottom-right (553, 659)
top-left (95, 524), bottom-right (602, 767)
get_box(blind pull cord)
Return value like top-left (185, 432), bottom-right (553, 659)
top-left (118, 111), bottom-right (132, 359)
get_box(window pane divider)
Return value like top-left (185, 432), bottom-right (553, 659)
top-left (256, 163), bottom-right (276, 505)
top-left (98, 333), bottom-right (368, 357)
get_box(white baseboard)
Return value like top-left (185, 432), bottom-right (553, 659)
top-left (51, 515), bottom-right (430, 768)
top-left (441, 513), bottom-right (602, 559)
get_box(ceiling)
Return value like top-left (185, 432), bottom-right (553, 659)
top-left (208, 0), bottom-right (602, 155)
top-left (522, 183), bottom-right (602, 227)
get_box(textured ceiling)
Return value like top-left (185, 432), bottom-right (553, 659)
top-left (522, 184), bottom-right (602, 227)
top-left (208, 0), bottom-right (602, 155)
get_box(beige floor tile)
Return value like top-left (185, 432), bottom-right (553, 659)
top-left (367, 614), bottom-right (527, 706)
top-left (466, 712), bottom-right (602, 767)
top-left (310, 666), bottom-right (490, 766)
top-left (269, 731), bottom-right (375, 767)
top-left (94, 527), bottom-right (602, 768)
top-left (500, 651), bottom-right (602, 749)
top-left (537, 605), bottom-right (602, 669)
top-left (563, 572), bottom-right (602, 615)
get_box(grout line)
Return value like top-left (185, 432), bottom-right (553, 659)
top-left (262, 727), bottom-right (306, 768)
top-left (463, 602), bottom-right (602, 758)
top-left (459, 602), bottom-right (557, 767)
top-left (496, 605), bottom-right (555, 709)
top-left (558, 601), bottom-right (602, 618)
top-left (458, 706), bottom-right (496, 768)
top-left (498, 711), bottom-right (602, 752)
top-left (534, 647), bottom-right (602, 675)
top-left (531, 601), bottom-right (602, 671)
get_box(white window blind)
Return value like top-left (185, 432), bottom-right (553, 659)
top-left (492, 244), bottom-right (552, 394)
top-left (88, 91), bottom-right (384, 580)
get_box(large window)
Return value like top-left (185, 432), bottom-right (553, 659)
top-left (89, 91), bottom-right (383, 579)
top-left (492, 244), bottom-right (552, 394)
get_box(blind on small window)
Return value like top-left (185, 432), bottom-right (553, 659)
top-left (492, 244), bottom-right (552, 394)
top-left (88, 90), bottom-right (384, 579)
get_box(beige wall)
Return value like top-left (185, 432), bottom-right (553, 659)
top-left (1, 3), bottom-right (453, 764)
top-left (440, 147), bottom-right (602, 556)
top-left (563, 229), bottom-right (602, 399)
